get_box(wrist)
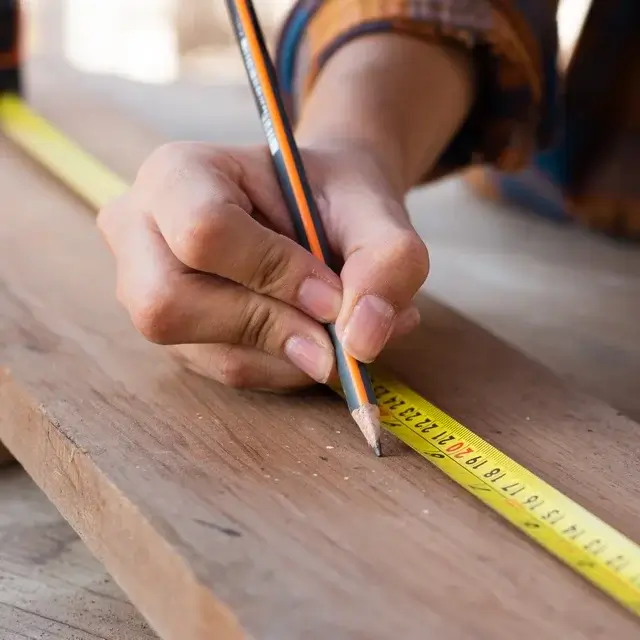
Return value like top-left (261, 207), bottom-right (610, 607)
top-left (295, 33), bottom-right (475, 193)
top-left (298, 134), bottom-right (407, 199)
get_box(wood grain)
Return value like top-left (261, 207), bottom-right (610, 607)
top-left (0, 465), bottom-right (157, 640)
top-left (1, 89), bottom-right (639, 639)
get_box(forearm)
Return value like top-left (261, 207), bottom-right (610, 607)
top-left (295, 33), bottom-right (476, 195)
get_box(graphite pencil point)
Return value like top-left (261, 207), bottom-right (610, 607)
top-left (352, 403), bottom-right (382, 456)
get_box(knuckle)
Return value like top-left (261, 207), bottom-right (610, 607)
top-left (140, 142), bottom-right (230, 185)
top-left (139, 141), bottom-right (194, 181)
top-left (389, 230), bottom-right (430, 279)
top-left (250, 240), bottom-right (292, 295)
top-left (215, 350), bottom-right (249, 389)
top-left (137, 143), bottom-right (244, 273)
top-left (202, 147), bottom-right (234, 168)
top-left (171, 203), bottom-right (230, 270)
top-left (239, 301), bottom-right (279, 351)
top-left (127, 280), bottom-right (180, 345)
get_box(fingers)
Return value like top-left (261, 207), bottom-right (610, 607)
top-left (328, 192), bottom-right (429, 363)
top-left (390, 305), bottom-right (421, 340)
top-left (98, 141), bottom-right (427, 395)
top-left (151, 274), bottom-right (334, 384)
top-left (133, 143), bottom-right (343, 323)
top-left (99, 205), bottom-right (336, 384)
top-left (169, 343), bottom-right (315, 391)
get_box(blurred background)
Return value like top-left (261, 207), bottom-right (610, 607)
top-left (22, 0), bottom-right (594, 142)
top-left (25, 0), bottom-right (593, 79)
top-left (28, 0), bottom-right (293, 85)
top-left (17, 0), bottom-right (640, 421)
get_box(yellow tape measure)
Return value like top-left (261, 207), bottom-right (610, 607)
top-left (370, 373), bottom-right (640, 617)
top-left (2, 93), bottom-right (640, 618)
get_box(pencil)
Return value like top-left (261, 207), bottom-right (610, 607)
top-left (225, 0), bottom-right (382, 456)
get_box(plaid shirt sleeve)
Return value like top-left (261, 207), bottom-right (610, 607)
top-left (274, 0), bottom-right (559, 180)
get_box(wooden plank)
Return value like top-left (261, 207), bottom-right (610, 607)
top-left (1, 93), bottom-right (640, 639)
top-left (0, 465), bottom-right (157, 640)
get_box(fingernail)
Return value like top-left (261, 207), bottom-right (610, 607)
top-left (284, 336), bottom-right (333, 383)
top-left (298, 278), bottom-right (342, 321)
top-left (342, 295), bottom-right (396, 362)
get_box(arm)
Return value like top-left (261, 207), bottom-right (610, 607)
top-left (276, 0), bottom-right (560, 191)
top-left (296, 34), bottom-right (476, 195)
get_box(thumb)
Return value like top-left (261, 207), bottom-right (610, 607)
top-left (328, 192), bottom-right (429, 363)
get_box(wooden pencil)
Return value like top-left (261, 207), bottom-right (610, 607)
top-left (225, 0), bottom-right (382, 456)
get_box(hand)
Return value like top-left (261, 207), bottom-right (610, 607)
top-left (97, 142), bottom-right (429, 391)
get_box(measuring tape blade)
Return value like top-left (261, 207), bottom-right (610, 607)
top-left (0, 94), bottom-right (128, 206)
top-left (2, 93), bottom-right (640, 618)
top-left (369, 372), bottom-right (640, 616)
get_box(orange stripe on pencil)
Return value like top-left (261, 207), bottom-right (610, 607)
top-left (226, 0), bottom-right (382, 456)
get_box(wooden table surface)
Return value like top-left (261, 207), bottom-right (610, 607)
top-left (0, 465), bottom-right (156, 640)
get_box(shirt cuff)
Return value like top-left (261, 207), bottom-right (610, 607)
top-left (274, 0), bottom-right (559, 180)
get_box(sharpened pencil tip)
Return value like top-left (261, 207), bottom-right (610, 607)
top-left (351, 403), bottom-right (382, 456)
